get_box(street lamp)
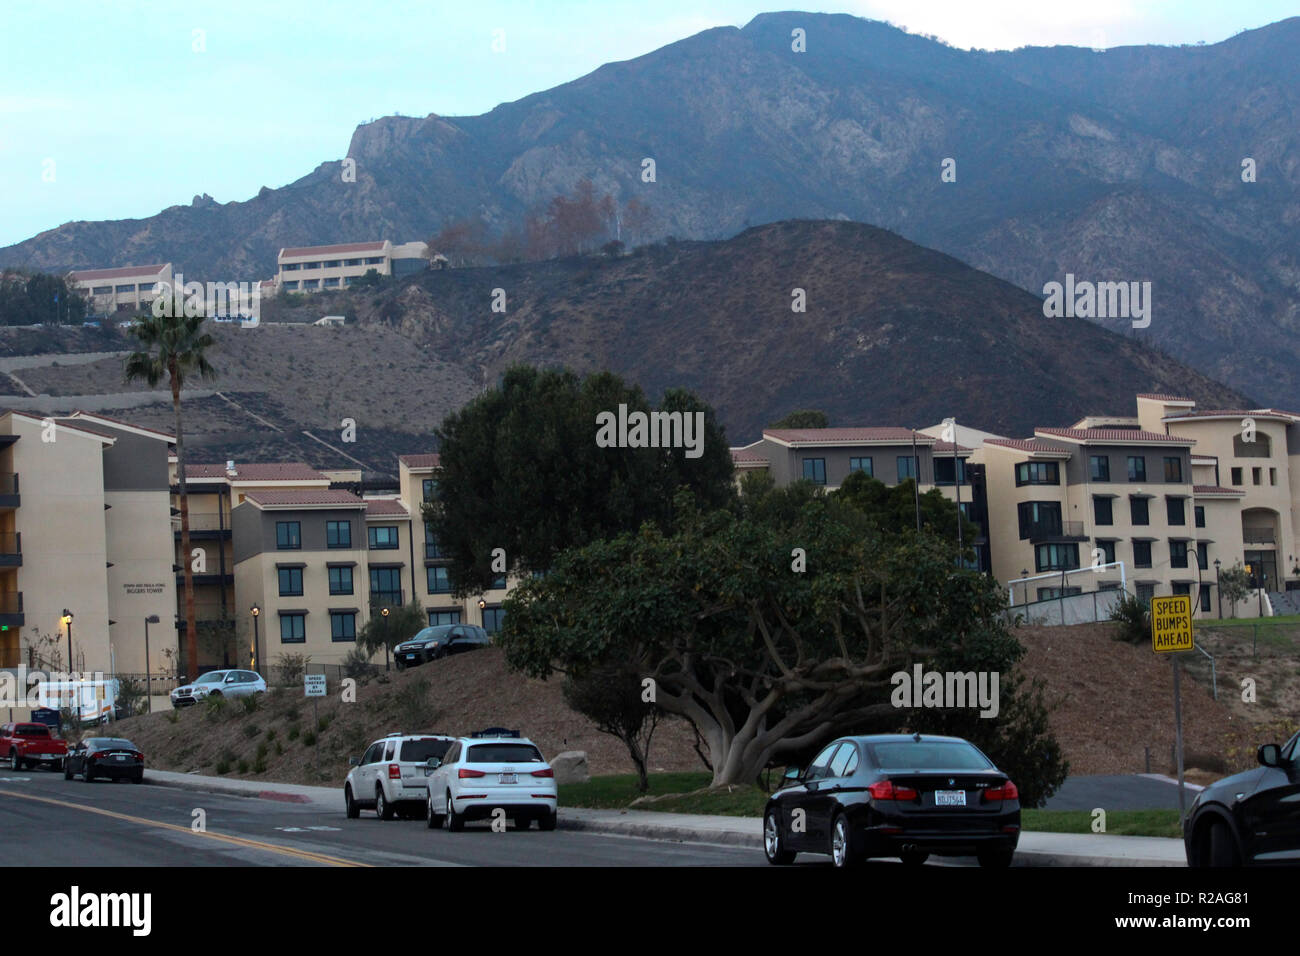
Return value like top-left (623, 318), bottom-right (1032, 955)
top-left (144, 614), bottom-right (160, 714)
top-left (1020, 570), bottom-right (1029, 607)
top-left (1214, 559), bottom-right (1222, 619)
top-left (381, 607), bottom-right (391, 672)
top-left (250, 606), bottom-right (261, 673)
top-left (61, 610), bottom-right (73, 674)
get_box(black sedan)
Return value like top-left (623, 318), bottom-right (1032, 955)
top-left (63, 737), bottom-right (144, 783)
top-left (764, 733), bottom-right (1020, 868)
top-left (1184, 729), bottom-right (1300, 866)
top-left (394, 624), bottom-right (490, 669)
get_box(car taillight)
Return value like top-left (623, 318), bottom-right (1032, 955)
top-left (984, 780), bottom-right (1019, 802)
top-left (867, 780), bottom-right (918, 801)
top-left (530, 768), bottom-right (553, 777)
top-left (458, 768), bottom-right (486, 778)
top-left (388, 763), bottom-right (401, 779)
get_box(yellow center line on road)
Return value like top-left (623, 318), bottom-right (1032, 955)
top-left (0, 788), bottom-right (370, 867)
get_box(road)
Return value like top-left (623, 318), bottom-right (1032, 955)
top-left (0, 771), bottom-right (771, 867)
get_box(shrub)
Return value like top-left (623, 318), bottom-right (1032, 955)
top-left (342, 646), bottom-right (376, 681)
top-left (288, 725), bottom-right (300, 741)
top-left (241, 693), bottom-right (260, 714)
top-left (275, 654), bottom-right (307, 687)
top-left (252, 757), bottom-right (267, 774)
top-left (302, 730), bottom-right (317, 746)
top-left (237, 759), bottom-right (250, 774)
top-left (394, 676), bottom-right (437, 730)
top-left (243, 723), bottom-right (261, 739)
top-left (317, 714), bottom-right (332, 733)
top-left (274, 741), bottom-right (284, 756)
top-left (165, 711), bottom-right (180, 724)
top-left (116, 676), bottom-right (145, 717)
top-left (1109, 592), bottom-right (1151, 644)
top-left (214, 760), bottom-right (231, 775)
top-left (264, 727), bottom-right (277, 741)
top-left (256, 742), bottom-right (269, 760)
top-left (204, 695), bottom-right (228, 721)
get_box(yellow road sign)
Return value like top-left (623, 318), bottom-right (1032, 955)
top-left (1151, 594), bottom-right (1193, 653)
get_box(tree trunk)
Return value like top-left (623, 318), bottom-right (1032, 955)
top-left (173, 373), bottom-right (198, 680)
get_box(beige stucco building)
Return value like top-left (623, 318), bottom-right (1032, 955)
top-left (67, 263), bottom-right (173, 316)
top-left (274, 240), bottom-right (429, 293)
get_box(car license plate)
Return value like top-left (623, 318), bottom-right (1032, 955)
top-left (40, 755), bottom-right (53, 761)
top-left (498, 773), bottom-right (517, 784)
top-left (935, 790), bottom-right (966, 807)
top-left (406, 654), bottom-right (416, 660)
top-left (115, 755), bottom-right (127, 761)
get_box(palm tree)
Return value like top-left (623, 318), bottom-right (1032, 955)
top-left (124, 309), bottom-right (216, 681)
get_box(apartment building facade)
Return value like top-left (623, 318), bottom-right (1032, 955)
top-left (68, 263), bottom-right (173, 316)
top-left (274, 240), bottom-right (429, 293)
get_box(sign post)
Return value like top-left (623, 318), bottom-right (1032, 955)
top-left (1151, 594), bottom-right (1194, 821)
top-left (304, 674), bottom-right (326, 778)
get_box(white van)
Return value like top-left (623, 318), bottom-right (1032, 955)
top-left (35, 679), bottom-right (120, 726)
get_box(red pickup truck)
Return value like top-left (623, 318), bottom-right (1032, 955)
top-left (1, 722), bottom-right (68, 771)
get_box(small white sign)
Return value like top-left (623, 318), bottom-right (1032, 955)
top-left (304, 675), bottom-right (327, 698)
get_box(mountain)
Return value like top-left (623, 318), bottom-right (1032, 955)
top-left (3, 12), bottom-right (1297, 406)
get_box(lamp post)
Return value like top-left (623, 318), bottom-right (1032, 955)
top-left (1214, 559), bottom-right (1222, 619)
top-left (61, 610), bottom-right (73, 674)
top-left (144, 614), bottom-right (160, 714)
top-left (250, 605), bottom-right (261, 673)
top-left (380, 607), bottom-right (391, 671)
top-left (1021, 570), bottom-right (1029, 607)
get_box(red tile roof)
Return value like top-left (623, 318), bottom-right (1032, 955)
top-left (69, 263), bottom-right (169, 282)
top-left (280, 241), bottom-right (386, 259)
top-left (984, 438), bottom-right (1072, 455)
top-left (243, 489), bottom-right (364, 508)
top-left (1137, 393), bottom-right (1194, 402)
top-left (763, 427), bottom-right (927, 445)
top-left (185, 462), bottom-right (329, 481)
top-left (1165, 408), bottom-right (1300, 422)
top-left (1035, 427), bottom-right (1193, 444)
top-left (1193, 485), bottom-right (1246, 496)
top-left (932, 441), bottom-right (973, 454)
top-left (398, 453), bottom-right (441, 469)
top-left (70, 410), bottom-right (174, 441)
top-left (730, 447), bottom-right (769, 465)
top-left (364, 498), bottom-right (409, 516)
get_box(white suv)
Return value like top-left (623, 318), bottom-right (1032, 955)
top-left (345, 732), bottom-right (456, 820)
top-left (170, 669), bottom-right (267, 707)
top-left (425, 730), bottom-right (558, 831)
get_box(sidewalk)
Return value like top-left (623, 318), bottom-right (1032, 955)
top-left (144, 770), bottom-right (1187, 865)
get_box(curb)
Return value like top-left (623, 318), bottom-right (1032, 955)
top-left (145, 772), bottom-right (322, 806)
top-left (558, 814), bottom-right (762, 849)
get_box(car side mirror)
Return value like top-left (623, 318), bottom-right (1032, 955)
top-left (1258, 744), bottom-right (1282, 768)
top-left (348, 757), bottom-right (359, 767)
top-left (225, 675), bottom-right (238, 683)
top-left (783, 766), bottom-right (802, 782)
top-left (426, 757), bottom-right (441, 769)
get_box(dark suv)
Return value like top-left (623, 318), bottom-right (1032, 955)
top-left (395, 624), bottom-right (490, 669)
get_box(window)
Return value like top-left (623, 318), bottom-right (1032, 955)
top-left (1163, 457), bottom-right (1183, 482)
top-left (1166, 497), bottom-right (1185, 526)
top-left (1172, 582), bottom-right (1191, 597)
top-left (1015, 461), bottom-right (1059, 486)
top-left (323, 277), bottom-right (340, 287)
top-left (482, 606), bottom-right (505, 634)
top-left (283, 280), bottom-right (299, 290)
top-left (302, 279), bottom-right (319, 289)
top-left (422, 478), bottom-right (438, 501)
top-left (1018, 501), bottom-right (1062, 539)
top-left (1038, 586), bottom-right (1082, 600)
top-left (1199, 584), bottom-right (1212, 613)
top-left (1093, 496), bottom-right (1113, 526)
top-left (897, 456), bottom-right (917, 481)
top-left (426, 566), bottom-right (451, 594)
top-left (1232, 433), bottom-right (1271, 457)
top-left (490, 574), bottom-right (507, 590)
top-left (424, 524), bottom-right (444, 559)
top-left (328, 566), bottom-right (353, 595)
top-left (326, 520), bottom-right (351, 548)
top-left (1133, 541), bottom-right (1152, 568)
top-left (276, 521), bottom-right (301, 550)
top-left (1096, 540), bottom-right (1116, 565)
top-left (277, 567), bottom-right (303, 597)
top-left (802, 458), bottom-right (826, 484)
top-left (1136, 583), bottom-right (1155, 603)
top-left (279, 614), bottom-right (306, 643)
top-left (1089, 455), bottom-right (1110, 481)
top-left (1194, 506), bottom-right (1205, 528)
top-left (368, 525), bottom-right (399, 549)
top-left (1196, 542), bottom-right (1208, 571)
top-left (1170, 540), bottom-right (1188, 568)
top-left (933, 457), bottom-right (966, 485)
top-left (848, 457), bottom-right (873, 476)
top-left (365, 257), bottom-right (384, 265)
top-left (428, 609), bottom-right (461, 626)
top-left (1270, 467), bottom-right (1277, 486)
top-left (323, 260), bottom-right (341, 268)
top-left (330, 612), bottom-right (356, 642)
top-left (282, 263), bottom-right (299, 271)
top-left (1252, 467), bottom-right (1261, 486)
top-left (1230, 467), bottom-right (1243, 485)
top-left (369, 567), bottom-right (402, 606)
top-left (1127, 457), bottom-right (1146, 482)
top-left (1034, 543), bottom-right (1079, 572)
top-left (1130, 497), bottom-right (1149, 526)
top-left (829, 744), bottom-right (855, 777)
top-left (92, 286), bottom-right (112, 295)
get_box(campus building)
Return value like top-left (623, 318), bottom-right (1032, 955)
top-left (68, 263), bottom-right (173, 316)
top-left (0, 410), bottom-right (178, 684)
top-left (274, 240), bottom-right (429, 293)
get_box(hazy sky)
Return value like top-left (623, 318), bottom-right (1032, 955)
top-left (1, 0), bottom-right (1292, 249)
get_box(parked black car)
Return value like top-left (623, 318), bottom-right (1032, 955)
top-left (763, 733), bottom-right (1021, 868)
top-left (1185, 729), bottom-right (1300, 866)
top-left (394, 624), bottom-right (490, 669)
top-left (64, 737), bottom-right (144, 783)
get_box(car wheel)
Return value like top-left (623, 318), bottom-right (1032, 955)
top-left (830, 813), bottom-right (863, 868)
top-left (900, 849), bottom-right (929, 867)
top-left (376, 786), bottom-right (394, 820)
top-left (208, 691), bottom-right (222, 698)
top-left (1207, 821), bottom-right (1239, 867)
top-left (63, 761), bottom-right (73, 780)
top-left (345, 785), bottom-right (360, 819)
top-left (426, 792), bottom-right (444, 829)
top-left (976, 847), bottom-right (1015, 868)
top-left (538, 809), bottom-right (557, 831)
top-left (764, 810), bottom-right (796, 865)
top-left (8, 750), bottom-right (21, 772)
top-left (83, 765), bottom-right (94, 782)
top-left (445, 792), bottom-right (464, 832)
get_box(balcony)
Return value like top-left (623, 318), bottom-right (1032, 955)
top-left (1243, 527), bottom-right (1275, 544)
top-left (1027, 520), bottom-right (1086, 543)
top-left (0, 532), bottom-right (19, 567)
top-left (173, 511), bottom-right (231, 538)
top-left (0, 591), bottom-right (23, 627)
top-left (0, 473), bottom-right (18, 509)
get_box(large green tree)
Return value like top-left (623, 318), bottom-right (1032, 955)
top-left (767, 409), bottom-right (829, 429)
top-left (124, 310), bottom-right (217, 680)
top-left (500, 489), bottom-right (1027, 787)
top-left (0, 270), bottom-right (86, 325)
top-left (424, 365), bottom-right (735, 595)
